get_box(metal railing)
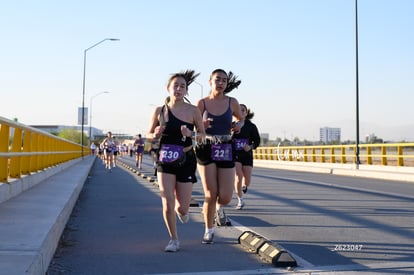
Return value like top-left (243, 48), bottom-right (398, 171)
top-left (0, 116), bottom-right (89, 183)
top-left (254, 143), bottom-right (414, 167)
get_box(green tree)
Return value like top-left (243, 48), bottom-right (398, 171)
top-left (58, 128), bottom-right (86, 144)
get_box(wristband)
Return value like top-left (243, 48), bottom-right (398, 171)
top-left (235, 121), bottom-right (243, 128)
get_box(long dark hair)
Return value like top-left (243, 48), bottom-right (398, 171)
top-left (167, 69), bottom-right (199, 103)
top-left (209, 69), bottom-right (241, 94)
top-left (225, 71), bottom-right (241, 94)
top-left (168, 69), bottom-right (199, 88)
top-left (240, 104), bottom-right (255, 120)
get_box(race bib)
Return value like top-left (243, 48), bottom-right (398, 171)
top-left (211, 143), bottom-right (232, 161)
top-left (234, 138), bottom-right (249, 151)
top-left (159, 144), bottom-right (184, 163)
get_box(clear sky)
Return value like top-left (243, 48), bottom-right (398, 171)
top-left (1, 0), bottom-right (413, 142)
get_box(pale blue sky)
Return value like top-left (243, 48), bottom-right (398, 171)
top-left (1, 0), bottom-right (413, 141)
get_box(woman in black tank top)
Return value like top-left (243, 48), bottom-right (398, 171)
top-left (146, 70), bottom-right (205, 252)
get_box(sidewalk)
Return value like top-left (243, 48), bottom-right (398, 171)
top-left (0, 156), bottom-right (95, 275)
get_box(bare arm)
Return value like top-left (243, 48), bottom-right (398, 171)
top-left (100, 138), bottom-right (107, 148)
top-left (146, 106), bottom-right (163, 140)
top-left (196, 99), bottom-right (204, 116)
top-left (230, 97), bottom-right (244, 133)
top-left (196, 98), bottom-right (211, 130)
top-left (193, 105), bottom-right (205, 135)
top-left (230, 96), bottom-right (243, 122)
top-left (180, 105), bottom-right (206, 140)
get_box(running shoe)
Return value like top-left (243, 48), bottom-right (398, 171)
top-left (242, 185), bottom-right (248, 194)
top-left (236, 200), bottom-right (245, 210)
top-left (177, 212), bottom-right (189, 224)
top-left (216, 207), bottom-right (227, 226)
top-left (164, 239), bottom-right (180, 252)
top-left (202, 232), bottom-right (214, 244)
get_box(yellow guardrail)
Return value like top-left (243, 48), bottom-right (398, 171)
top-left (0, 116), bottom-right (89, 183)
top-left (254, 143), bottom-right (414, 167)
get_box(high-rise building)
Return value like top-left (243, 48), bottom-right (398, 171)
top-left (320, 127), bottom-right (341, 143)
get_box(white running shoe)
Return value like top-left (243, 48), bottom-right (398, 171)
top-left (216, 207), bottom-right (227, 226)
top-left (164, 239), bottom-right (180, 252)
top-left (236, 200), bottom-right (245, 210)
top-left (177, 212), bottom-right (189, 224)
top-left (202, 232), bottom-right (214, 244)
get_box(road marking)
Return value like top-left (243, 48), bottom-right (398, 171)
top-left (150, 261), bottom-right (414, 275)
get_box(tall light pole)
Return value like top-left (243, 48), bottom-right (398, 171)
top-left (89, 91), bottom-right (109, 143)
top-left (81, 38), bottom-right (119, 158)
top-left (194, 81), bottom-right (203, 98)
top-left (355, 0), bottom-right (361, 167)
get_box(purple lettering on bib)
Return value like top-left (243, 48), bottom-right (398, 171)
top-left (159, 144), bottom-right (184, 163)
top-left (211, 144), bottom-right (232, 161)
top-left (234, 138), bottom-right (248, 151)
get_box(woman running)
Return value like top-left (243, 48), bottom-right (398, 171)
top-left (195, 69), bottom-right (243, 244)
top-left (233, 104), bottom-right (261, 209)
top-left (146, 70), bottom-right (205, 252)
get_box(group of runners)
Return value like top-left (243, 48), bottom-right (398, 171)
top-left (146, 68), bottom-right (261, 252)
top-left (93, 68), bottom-right (261, 253)
top-left (95, 132), bottom-right (146, 172)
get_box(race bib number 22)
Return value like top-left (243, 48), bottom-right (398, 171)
top-left (211, 144), bottom-right (232, 161)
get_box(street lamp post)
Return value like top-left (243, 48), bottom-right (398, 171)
top-left (81, 38), bottom-right (119, 158)
top-left (194, 81), bottom-right (203, 98)
top-left (89, 91), bottom-right (110, 143)
top-left (355, 0), bottom-right (361, 167)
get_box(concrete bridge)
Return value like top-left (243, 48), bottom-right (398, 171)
top-left (1, 153), bottom-right (414, 275)
top-left (1, 117), bottom-right (414, 274)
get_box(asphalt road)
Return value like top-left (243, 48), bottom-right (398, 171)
top-left (47, 154), bottom-right (414, 275)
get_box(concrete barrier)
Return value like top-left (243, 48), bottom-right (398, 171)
top-left (0, 158), bottom-right (84, 205)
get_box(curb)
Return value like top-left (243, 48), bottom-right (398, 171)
top-left (117, 159), bottom-right (158, 187)
top-left (0, 156), bottom-right (95, 275)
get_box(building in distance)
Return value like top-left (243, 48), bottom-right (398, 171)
top-left (320, 127), bottom-right (341, 144)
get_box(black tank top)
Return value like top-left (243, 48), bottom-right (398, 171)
top-left (160, 106), bottom-right (194, 147)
